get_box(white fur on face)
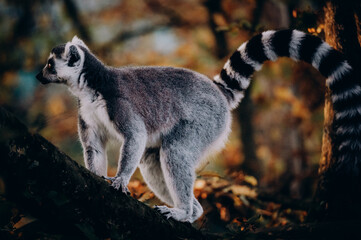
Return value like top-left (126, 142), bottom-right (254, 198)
top-left (42, 53), bottom-right (55, 73)
top-left (55, 44), bottom-right (85, 87)
top-left (48, 53), bottom-right (54, 61)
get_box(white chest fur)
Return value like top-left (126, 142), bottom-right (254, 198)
top-left (78, 92), bottom-right (122, 141)
top-left (76, 88), bottom-right (167, 148)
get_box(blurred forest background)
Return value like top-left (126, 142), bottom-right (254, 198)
top-left (0, 0), bottom-right (338, 237)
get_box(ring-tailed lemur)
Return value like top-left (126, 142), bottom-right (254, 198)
top-left (36, 29), bottom-right (359, 223)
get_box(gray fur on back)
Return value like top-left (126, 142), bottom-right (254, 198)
top-left (110, 66), bottom-right (229, 134)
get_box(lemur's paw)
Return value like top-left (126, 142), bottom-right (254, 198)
top-left (155, 205), bottom-right (192, 222)
top-left (103, 176), bottom-right (113, 181)
top-left (105, 177), bottom-right (130, 195)
top-left (155, 205), bottom-right (173, 219)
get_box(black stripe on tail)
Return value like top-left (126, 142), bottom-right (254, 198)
top-left (214, 29), bottom-right (361, 174)
top-left (271, 29), bottom-right (293, 57)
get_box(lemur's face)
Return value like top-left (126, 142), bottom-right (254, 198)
top-left (36, 36), bottom-right (86, 85)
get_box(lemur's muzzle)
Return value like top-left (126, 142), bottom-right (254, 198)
top-left (36, 72), bottom-right (50, 84)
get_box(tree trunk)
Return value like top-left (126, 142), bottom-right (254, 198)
top-left (203, 0), bottom-right (262, 177)
top-left (318, 0), bottom-right (361, 218)
top-left (204, 0), bottom-right (228, 59)
top-left (235, 0), bottom-right (267, 179)
top-left (0, 107), bottom-right (205, 239)
top-left (63, 0), bottom-right (91, 43)
top-left (237, 85), bottom-right (261, 178)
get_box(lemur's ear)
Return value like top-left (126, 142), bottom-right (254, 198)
top-left (67, 45), bottom-right (80, 67)
top-left (71, 35), bottom-right (89, 50)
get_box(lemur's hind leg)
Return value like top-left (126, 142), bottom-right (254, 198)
top-left (140, 148), bottom-right (204, 221)
top-left (139, 148), bottom-right (174, 206)
top-left (156, 120), bottom-right (211, 222)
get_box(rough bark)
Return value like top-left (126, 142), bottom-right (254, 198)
top-left (0, 107), bottom-right (205, 239)
top-left (318, 0), bottom-right (361, 218)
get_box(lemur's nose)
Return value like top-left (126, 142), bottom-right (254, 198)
top-left (36, 72), bottom-right (42, 81)
top-left (36, 71), bottom-right (50, 84)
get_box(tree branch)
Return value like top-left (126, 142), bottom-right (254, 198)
top-left (0, 107), bottom-right (204, 239)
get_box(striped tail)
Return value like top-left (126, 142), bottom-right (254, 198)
top-left (214, 29), bottom-right (361, 173)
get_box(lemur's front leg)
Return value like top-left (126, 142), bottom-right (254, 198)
top-left (108, 122), bottom-right (147, 193)
top-left (78, 115), bottom-right (108, 177)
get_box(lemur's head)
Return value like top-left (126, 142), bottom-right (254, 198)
top-left (36, 36), bottom-right (88, 85)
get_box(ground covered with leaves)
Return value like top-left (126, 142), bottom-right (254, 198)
top-left (1, 170), bottom-right (360, 240)
top-left (0, 172), bottom-right (307, 239)
top-left (130, 172), bottom-right (310, 233)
